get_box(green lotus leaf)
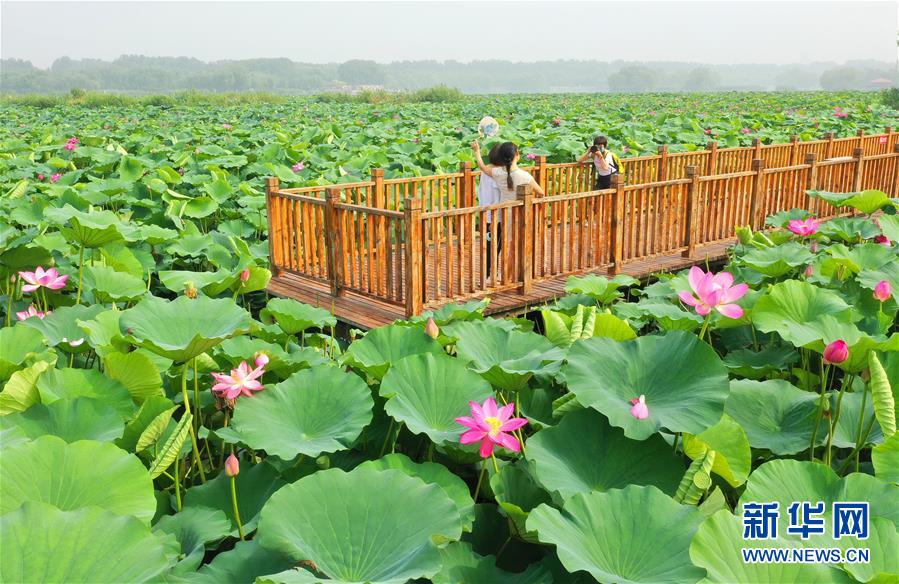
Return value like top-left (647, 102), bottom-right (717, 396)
top-left (358, 453), bottom-right (475, 531)
top-left (726, 379), bottom-right (822, 454)
top-left (0, 435), bottom-right (156, 524)
top-left (818, 217), bottom-right (883, 242)
top-left (257, 466), bottom-right (463, 584)
top-left (0, 397), bottom-right (123, 443)
top-left (564, 273), bottom-right (637, 305)
top-left (527, 485), bottom-right (705, 584)
top-left (563, 331), bottom-right (729, 440)
top-left (418, 298), bottom-right (490, 324)
top-left (873, 432), bottom-right (899, 484)
top-left (633, 300), bottom-right (704, 331)
top-left (76, 309), bottom-right (129, 356)
top-left (723, 345), bottom-right (800, 379)
top-left (752, 280), bottom-right (855, 347)
top-left (21, 304), bottom-right (105, 351)
top-left (807, 189), bottom-right (893, 215)
top-left (830, 389), bottom-right (883, 449)
top-left (822, 243), bottom-right (896, 277)
top-left (117, 395), bottom-right (177, 453)
top-left (184, 461), bottom-right (286, 535)
top-left (152, 506), bottom-right (232, 575)
top-left (0, 324), bottom-right (46, 382)
top-left (591, 312), bottom-right (638, 340)
top-left (233, 265), bottom-right (271, 294)
top-left (120, 295), bottom-right (252, 362)
top-left (187, 540), bottom-right (296, 584)
top-left (379, 352), bottom-right (493, 444)
top-left (231, 365), bottom-right (373, 460)
top-left (44, 205), bottom-right (126, 248)
top-left (858, 260), bottom-right (899, 299)
top-left (83, 265), bottom-right (147, 303)
top-left (526, 408), bottom-right (682, 499)
top-left (157, 268), bottom-right (235, 296)
top-left (36, 367), bottom-right (134, 418)
top-left (342, 322), bottom-right (444, 380)
top-left (0, 360), bottom-right (50, 415)
top-left (261, 297), bottom-right (337, 335)
top-left (432, 541), bottom-right (552, 584)
top-left (102, 350), bottom-right (165, 402)
top-left (739, 241), bottom-right (813, 277)
top-left (0, 502), bottom-right (170, 583)
top-left (489, 459), bottom-right (551, 543)
top-left (690, 509), bottom-right (851, 583)
top-left (451, 320), bottom-right (564, 391)
top-left (844, 517), bottom-right (899, 583)
top-left (683, 413), bottom-right (751, 487)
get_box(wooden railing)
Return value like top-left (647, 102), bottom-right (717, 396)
top-left (267, 136), bottom-right (899, 318)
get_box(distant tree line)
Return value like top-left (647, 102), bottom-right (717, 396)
top-left (1, 55), bottom-right (895, 94)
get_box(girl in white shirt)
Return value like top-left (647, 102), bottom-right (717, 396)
top-left (578, 135), bottom-right (617, 190)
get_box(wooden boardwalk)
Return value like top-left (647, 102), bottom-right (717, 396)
top-left (266, 132), bottom-right (899, 329)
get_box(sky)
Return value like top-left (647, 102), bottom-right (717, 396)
top-left (1, 1), bottom-right (896, 69)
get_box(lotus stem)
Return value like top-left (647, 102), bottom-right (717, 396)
top-left (491, 453), bottom-right (500, 474)
top-left (174, 454), bottom-right (182, 511)
top-left (698, 314), bottom-right (711, 344)
top-left (4, 278), bottom-right (13, 327)
top-left (229, 449), bottom-right (245, 540)
top-left (472, 459), bottom-right (487, 501)
top-left (851, 387), bottom-right (869, 472)
top-left (181, 362), bottom-right (207, 483)
top-left (809, 361), bottom-right (830, 460)
top-left (75, 245), bottom-right (85, 304)
top-left (824, 374), bottom-right (854, 466)
top-left (193, 358), bottom-right (201, 429)
top-left (379, 418), bottom-right (395, 458)
top-left (672, 432), bottom-right (680, 454)
top-left (837, 410), bottom-right (877, 475)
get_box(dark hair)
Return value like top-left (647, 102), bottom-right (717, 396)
top-left (593, 136), bottom-right (608, 147)
top-left (487, 143), bottom-right (503, 166)
top-left (496, 142), bottom-right (519, 189)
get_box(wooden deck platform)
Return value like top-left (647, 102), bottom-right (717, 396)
top-left (268, 239), bottom-right (733, 329)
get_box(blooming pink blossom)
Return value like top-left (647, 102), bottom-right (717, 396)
top-left (456, 397), bottom-right (528, 458)
top-left (15, 305), bottom-right (48, 321)
top-left (222, 123), bottom-right (232, 130)
top-left (211, 361), bottom-right (265, 400)
top-left (704, 128), bottom-right (712, 135)
top-left (874, 280), bottom-right (892, 302)
top-left (526, 153), bottom-right (537, 160)
top-left (833, 111), bottom-right (849, 118)
top-left (823, 340), bottom-right (849, 364)
top-left (629, 395), bottom-right (649, 419)
top-left (678, 266), bottom-right (749, 319)
top-left (740, 128), bottom-right (751, 134)
top-left (788, 218), bottom-right (818, 237)
top-left (37, 174), bottom-right (44, 181)
top-left (18, 267), bottom-right (68, 292)
top-left (552, 118), bottom-right (562, 126)
top-left (292, 161), bottom-right (305, 172)
top-left (225, 453), bottom-right (240, 477)
top-left (64, 137), bottom-right (78, 151)
top-left (874, 235), bottom-right (891, 246)
top-left (50, 173), bottom-right (62, 183)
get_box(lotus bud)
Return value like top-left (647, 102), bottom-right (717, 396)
top-left (185, 281), bottom-right (198, 299)
top-left (735, 225), bottom-right (753, 245)
top-left (316, 455), bottom-right (330, 469)
top-left (629, 395), bottom-right (649, 420)
top-left (424, 317), bottom-right (439, 339)
top-left (873, 280), bottom-right (892, 302)
top-left (254, 353), bottom-right (270, 368)
top-left (240, 268), bottom-right (251, 283)
top-left (810, 240), bottom-right (818, 253)
top-left (225, 453), bottom-right (240, 477)
top-left (823, 339), bottom-right (849, 365)
top-left (804, 265), bottom-right (813, 278)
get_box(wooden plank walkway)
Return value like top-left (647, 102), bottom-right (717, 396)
top-left (268, 238), bottom-right (733, 329)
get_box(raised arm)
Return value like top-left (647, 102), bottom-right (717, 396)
top-left (472, 141), bottom-right (493, 176)
top-left (595, 150), bottom-right (610, 171)
top-left (577, 148), bottom-right (593, 164)
top-left (530, 175), bottom-right (545, 197)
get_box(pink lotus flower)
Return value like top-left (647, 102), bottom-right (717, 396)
top-left (552, 118), bottom-right (562, 126)
top-left (37, 174), bottom-right (44, 181)
top-left (456, 397), bottom-right (528, 458)
top-left (239, 268), bottom-right (251, 283)
top-left (629, 395), bottom-right (649, 419)
top-left (103, 124), bottom-right (110, 129)
top-left (61, 337), bottom-right (84, 347)
top-left (254, 353), bottom-right (269, 368)
top-left (740, 128), bottom-right (751, 134)
top-left (18, 267), bottom-right (68, 292)
top-left (525, 153), bottom-right (537, 160)
top-left (834, 112), bottom-right (849, 118)
top-left (804, 265), bottom-right (814, 278)
top-left (874, 280), bottom-right (892, 302)
top-left (424, 317), bottom-right (439, 339)
top-left (874, 235), bottom-right (891, 246)
top-left (211, 361), bottom-right (265, 400)
top-left (823, 340), bottom-right (849, 364)
top-left (225, 453), bottom-right (240, 477)
top-left (64, 137), bottom-right (78, 151)
top-left (222, 123), bottom-right (232, 130)
top-left (50, 173), bottom-right (62, 183)
top-left (678, 266), bottom-right (749, 319)
top-left (704, 128), bottom-right (712, 135)
top-left (412, 138), bottom-right (420, 143)
top-left (292, 161), bottom-right (305, 173)
top-left (788, 218), bottom-right (818, 237)
top-left (15, 305), bottom-right (48, 321)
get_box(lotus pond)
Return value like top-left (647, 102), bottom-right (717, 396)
top-left (0, 94), bottom-right (898, 583)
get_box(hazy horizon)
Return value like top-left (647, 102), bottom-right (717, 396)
top-left (2, 1), bottom-right (896, 69)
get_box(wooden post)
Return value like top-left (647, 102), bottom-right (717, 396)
top-left (805, 153), bottom-right (818, 215)
top-left (610, 174), bottom-right (625, 274)
top-left (536, 156), bottom-right (548, 195)
top-left (265, 177), bottom-right (282, 275)
top-left (324, 188), bottom-right (343, 297)
top-left (856, 129), bottom-right (865, 154)
top-left (404, 197), bottom-right (423, 317)
top-left (824, 132), bottom-right (835, 159)
top-left (892, 144), bottom-right (899, 197)
top-left (886, 127), bottom-right (894, 152)
top-left (706, 141), bottom-right (718, 175)
top-left (851, 147), bottom-right (864, 192)
top-left (682, 166), bottom-right (699, 258)
top-left (749, 159), bottom-right (766, 230)
top-left (789, 135), bottom-right (799, 166)
top-left (752, 138), bottom-right (762, 162)
top-left (459, 162), bottom-right (473, 207)
top-left (657, 145), bottom-right (668, 181)
top-left (516, 184), bottom-right (534, 294)
top-left (371, 168), bottom-right (385, 207)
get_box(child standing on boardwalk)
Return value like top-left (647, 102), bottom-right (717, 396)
top-left (578, 136), bottom-right (620, 189)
